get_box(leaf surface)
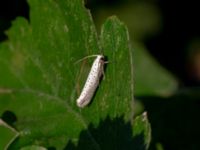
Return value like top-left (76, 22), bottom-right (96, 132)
top-left (0, 0), bottom-right (150, 149)
top-left (0, 119), bottom-right (19, 150)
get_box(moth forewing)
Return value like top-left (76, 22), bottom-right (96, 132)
top-left (76, 55), bottom-right (105, 108)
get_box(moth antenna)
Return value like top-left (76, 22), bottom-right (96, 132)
top-left (75, 54), bottom-right (100, 64)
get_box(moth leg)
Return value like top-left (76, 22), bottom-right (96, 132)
top-left (100, 60), bottom-right (106, 80)
top-left (104, 61), bottom-right (109, 64)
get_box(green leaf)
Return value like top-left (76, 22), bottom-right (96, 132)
top-left (134, 43), bottom-right (178, 96)
top-left (133, 112), bottom-right (151, 149)
top-left (99, 16), bottom-right (134, 120)
top-left (20, 145), bottom-right (47, 150)
top-left (0, 0), bottom-right (144, 149)
top-left (0, 119), bottom-right (19, 150)
top-left (90, 1), bottom-right (178, 97)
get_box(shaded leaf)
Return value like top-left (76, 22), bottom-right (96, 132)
top-left (0, 119), bottom-right (19, 150)
top-left (65, 114), bottom-right (150, 150)
top-left (134, 43), bottom-right (178, 96)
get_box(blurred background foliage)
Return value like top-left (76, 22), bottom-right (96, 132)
top-left (0, 0), bottom-right (200, 150)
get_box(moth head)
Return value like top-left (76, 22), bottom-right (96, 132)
top-left (97, 55), bottom-right (105, 61)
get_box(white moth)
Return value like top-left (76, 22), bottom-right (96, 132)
top-left (76, 55), bottom-right (105, 108)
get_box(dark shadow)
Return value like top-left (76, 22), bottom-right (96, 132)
top-left (137, 92), bottom-right (200, 150)
top-left (143, 0), bottom-right (200, 86)
top-left (48, 147), bottom-right (56, 150)
top-left (64, 116), bottom-right (147, 150)
top-left (0, 0), bottom-right (29, 42)
top-left (1, 110), bottom-right (17, 126)
top-left (85, 0), bottom-right (128, 9)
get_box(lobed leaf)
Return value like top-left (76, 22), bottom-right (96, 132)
top-left (0, 0), bottom-right (150, 149)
